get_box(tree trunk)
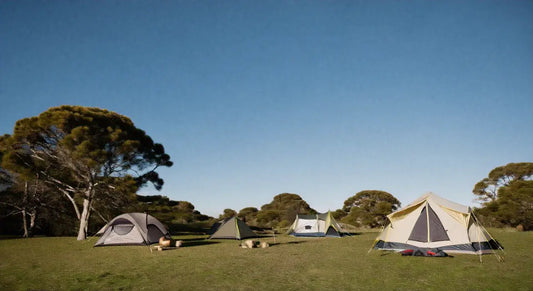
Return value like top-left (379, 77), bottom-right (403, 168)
top-left (22, 209), bottom-right (29, 238)
top-left (22, 181), bottom-right (29, 238)
top-left (28, 210), bottom-right (36, 237)
top-left (76, 182), bottom-right (96, 241)
top-left (76, 197), bottom-right (91, 240)
top-left (59, 188), bottom-right (81, 220)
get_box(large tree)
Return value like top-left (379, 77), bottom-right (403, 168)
top-left (219, 208), bottom-right (237, 220)
top-left (238, 207), bottom-right (259, 225)
top-left (473, 162), bottom-right (533, 203)
top-left (495, 180), bottom-right (533, 230)
top-left (341, 190), bottom-right (400, 228)
top-left (256, 193), bottom-right (315, 228)
top-left (0, 106), bottom-right (172, 240)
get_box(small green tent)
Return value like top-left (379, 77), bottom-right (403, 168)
top-left (208, 217), bottom-right (256, 240)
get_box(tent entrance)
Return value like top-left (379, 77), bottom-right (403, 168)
top-left (408, 204), bottom-right (450, 242)
top-left (325, 226), bottom-right (340, 237)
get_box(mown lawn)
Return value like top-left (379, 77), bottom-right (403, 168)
top-left (0, 229), bottom-right (531, 290)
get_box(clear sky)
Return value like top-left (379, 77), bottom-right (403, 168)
top-left (1, 1), bottom-right (532, 217)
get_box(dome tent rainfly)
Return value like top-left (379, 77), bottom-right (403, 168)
top-left (95, 213), bottom-right (171, 246)
top-left (287, 211), bottom-right (346, 237)
top-left (208, 216), bottom-right (256, 240)
top-left (371, 192), bottom-right (502, 254)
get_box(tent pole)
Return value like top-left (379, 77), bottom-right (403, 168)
top-left (367, 239), bottom-right (378, 254)
top-left (426, 202), bottom-right (430, 243)
top-left (471, 211), bottom-right (505, 262)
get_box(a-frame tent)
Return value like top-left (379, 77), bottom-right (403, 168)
top-left (95, 213), bottom-right (171, 246)
top-left (287, 211), bottom-right (346, 237)
top-left (208, 216), bottom-right (256, 240)
top-left (372, 192), bottom-right (502, 254)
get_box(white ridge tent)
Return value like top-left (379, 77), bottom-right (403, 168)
top-left (372, 192), bottom-right (502, 254)
top-left (287, 211), bottom-right (346, 237)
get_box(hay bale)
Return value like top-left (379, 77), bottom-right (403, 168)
top-left (517, 224), bottom-right (524, 232)
top-left (260, 241), bottom-right (269, 248)
top-left (175, 240), bottom-right (183, 248)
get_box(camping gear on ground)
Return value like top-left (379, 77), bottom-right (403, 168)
top-left (400, 248), bottom-right (450, 257)
top-left (240, 239), bottom-right (258, 248)
top-left (155, 237), bottom-right (182, 251)
top-left (239, 240), bottom-right (269, 249)
top-left (371, 192), bottom-right (503, 255)
top-left (208, 216), bottom-right (256, 240)
top-left (94, 213), bottom-right (171, 246)
top-left (287, 211), bottom-right (346, 237)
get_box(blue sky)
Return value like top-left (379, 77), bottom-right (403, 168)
top-left (1, 1), bottom-right (532, 216)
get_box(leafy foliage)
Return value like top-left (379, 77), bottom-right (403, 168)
top-left (340, 190), bottom-right (400, 228)
top-left (237, 207), bottom-right (258, 224)
top-left (125, 194), bottom-right (213, 234)
top-left (473, 163), bottom-right (533, 230)
top-left (473, 162), bottom-right (533, 203)
top-left (0, 106), bottom-right (172, 239)
top-left (475, 180), bottom-right (533, 230)
top-left (256, 193), bottom-right (315, 228)
top-left (218, 208), bottom-right (237, 220)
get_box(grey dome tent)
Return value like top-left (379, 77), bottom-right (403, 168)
top-left (95, 213), bottom-right (171, 246)
top-left (287, 211), bottom-right (346, 237)
top-left (208, 216), bottom-right (256, 240)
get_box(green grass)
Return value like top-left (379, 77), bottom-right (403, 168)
top-left (0, 229), bottom-right (531, 290)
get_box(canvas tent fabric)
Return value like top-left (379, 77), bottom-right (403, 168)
top-left (208, 216), bottom-right (256, 240)
top-left (94, 213), bottom-right (171, 246)
top-left (287, 211), bottom-right (346, 237)
top-left (372, 192), bottom-right (501, 254)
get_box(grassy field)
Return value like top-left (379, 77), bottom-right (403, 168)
top-left (0, 229), bottom-right (531, 290)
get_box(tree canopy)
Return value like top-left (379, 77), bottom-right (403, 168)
top-left (0, 106), bottom-right (173, 240)
top-left (256, 193), bottom-right (315, 228)
top-left (219, 208), bottom-right (237, 220)
top-left (473, 162), bottom-right (533, 203)
top-left (238, 207), bottom-right (259, 224)
top-left (340, 190), bottom-right (400, 228)
top-left (474, 163), bottom-right (533, 230)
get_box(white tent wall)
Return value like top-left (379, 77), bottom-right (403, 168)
top-left (287, 211), bottom-right (346, 237)
top-left (380, 202), bottom-right (426, 244)
top-left (292, 218), bottom-right (326, 234)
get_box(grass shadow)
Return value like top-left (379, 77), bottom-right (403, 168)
top-left (266, 240), bottom-right (308, 247)
top-left (176, 237), bottom-right (210, 242)
top-left (182, 240), bottom-right (220, 248)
